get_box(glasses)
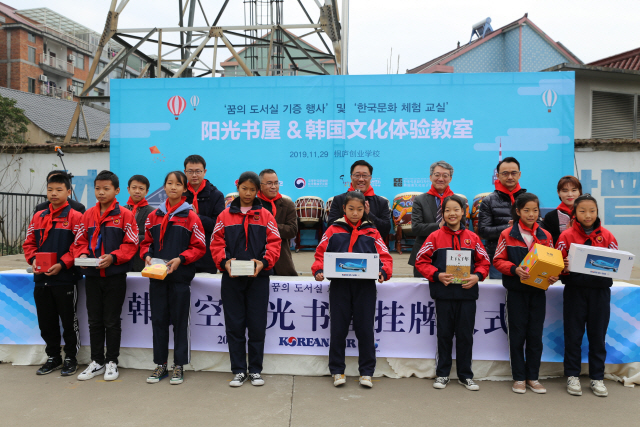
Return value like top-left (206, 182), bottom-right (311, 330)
top-left (351, 174), bottom-right (371, 180)
top-left (261, 181), bottom-right (279, 188)
top-left (499, 171), bottom-right (520, 177)
top-left (185, 170), bottom-right (204, 176)
top-left (431, 173), bottom-right (451, 179)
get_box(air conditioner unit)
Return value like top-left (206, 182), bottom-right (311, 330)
top-left (102, 77), bottom-right (109, 83)
top-left (39, 74), bottom-right (48, 82)
top-left (68, 54), bottom-right (76, 62)
top-left (68, 85), bottom-right (75, 92)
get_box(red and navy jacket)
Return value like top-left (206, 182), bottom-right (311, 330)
top-left (73, 202), bottom-right (139, 277)
top-left (556, 218), bottom-right (618, 288)
top-left (312, 217), bottom-right (393, 281)
top-left (140, 200), bottom-right (206, 283)
top-left (210, 197), bottom-right (281, 277)
top-left (23, 204), bottom-right (83, 286)
top-left (493, 224), bottom-right (554, 293)
top-left (415, 226), bottom-right (490, 300)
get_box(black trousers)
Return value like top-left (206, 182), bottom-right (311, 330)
top-left (34, 283), bottom-right (80, 360)
top-left (85, 274), bottom-right (127, 365)
top-left (435, 299), bottom-right (476, 381)
top-left (563, 286), bottom-right (610, 380)
top-left (221, 275), bottom-right (269, 374)
top-left (150, 279), bottom-right (191, 366)
top-left (329, 279), bottom-right (377, 376)
top-left (505, 290), bottom-right (546, 381)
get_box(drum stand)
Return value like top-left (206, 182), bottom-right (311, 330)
top-left (294, 220), bottom-right (323, 252)
top-left (394, 226), bottom-right (416, 254)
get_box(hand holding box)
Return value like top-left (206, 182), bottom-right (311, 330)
top-left (519, 244), bottom-right (564, 290)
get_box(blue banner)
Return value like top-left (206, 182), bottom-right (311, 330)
top-left (110, 72), bottom-right (574, 206)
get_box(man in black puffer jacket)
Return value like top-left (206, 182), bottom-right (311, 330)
top-left (477, 157), bottom-right (526, 279)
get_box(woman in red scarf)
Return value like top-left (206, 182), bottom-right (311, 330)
top-left (542, 175), bottom-right (582, 245)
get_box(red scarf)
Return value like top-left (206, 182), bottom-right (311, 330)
top-left (571, 220), bottom-right (605, 247)
top-left (343, 215), bottom-right (363, 252)
top-left (257, 191), bottom-right (282, 217)
top-left (159, 196), bottom-right (187, 250)
top-left (494, 180), bottom-right (522, 204)
top-left (90, 199), bottom-right (117, 251)
top-left (187, 180), bottom-right (207, 214)
top-left (556, 202), bottom-right (573, 216)
top-left (442, 224), bottom-right (464, 250)
top-left (126, 196), bottom-right (149, 218)
top-left (39, 201), bottom-right (69, 247)
top-left (518, 219), bottom-right (542, 245)
top-left (348, 184), bottom-right (374, 197)
top-left (426, 185), bottom-right (454, 208)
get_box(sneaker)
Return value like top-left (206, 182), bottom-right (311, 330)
top-left (590, 380), bottom-right (608, 397)
top-left (36, 357), bottom-right (63, 375)
top-left (230, 373), bottom-right (248, 387)
top-left (527, 380), bottom-right (547, 394)
top-left (433, 377), bottom-right (450, 389)
top-left (458, 378), bottom-right (480, 391)
top-left (60, 357), bottom-right (78, 376)
top-left (104, 361), bottom-right (119, 381)
top-left (567, 376), bottom-right (582, 396)
top-left (147, 364), bottom-right (168, 383)
top-left (170, 365), bottom-right (184, 385)
top-left (249, 373), bottom-right (265, 386)
top-left (333, 374), bottom-right (346, 387)
top-left (512, 380), bottom-right (526, 394)
top-left (77, 361), bottom-right (105, 381)
top-left (359, 376), bottom-right (373, 388)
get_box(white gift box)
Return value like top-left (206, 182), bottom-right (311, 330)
top-left (230, 260), bottom-right (256, 276)
top-left (567, 243), bottom-right (635, 280)
top-left (74, 258), bottom-right (100, 267)
top-left (324, 252), bottom-right (379, 280)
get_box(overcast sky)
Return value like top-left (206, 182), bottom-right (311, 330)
top-left (15, 0), bottom-right (640, 75)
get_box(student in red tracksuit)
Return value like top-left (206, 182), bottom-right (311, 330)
top-left (415, 195), bottom-right (490, 391)
top-left (74, 170), bottom-right (139, 382)
top-left (493, 193), bottom-right (559, 395)
top-left (23, 174), bottom-right (83, 377)
top-left (313, 190), bottom-right (393, 389)
top-left (140, 171), bottom-right (206, 385)
top-left (210, 171), bottom-right (281, 388)
top-left (557, 194), bottom-right (618, 398)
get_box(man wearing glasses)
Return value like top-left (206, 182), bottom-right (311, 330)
top-left (409, 161), bottom-right (465, 278)
top-left (257, 169), bottom-right (298, 276)
top-left (327, 160), bottom-right (391, 239)
top-left (183, 154), bottom-right (225, 273)
top-left (477, 157), bottom-right (527, 279)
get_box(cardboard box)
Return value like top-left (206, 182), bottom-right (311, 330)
top-left (35, 253), bottom-right (57, 272)
top-left (141, 263), bottom-right (168, 280)
top-left (74, 258), bottom-right (101, 267)
top-left (324, 252), bottom-right (380, 280)
top-left (230, 260), bottom-right (256, 276)
top-left (446, 250), bottom-right (471, 284)
top-left (519, 243), bottom-right (564, 290)
top-left (567, 243), bottom-right (635, 280)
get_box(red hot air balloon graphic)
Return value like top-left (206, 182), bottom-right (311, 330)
top-left (167, 95), bottom-right (186, 120)
top-left (190, 95), bottom-right (199, 111)
top-left (542, 89), bottom-right (557, 113)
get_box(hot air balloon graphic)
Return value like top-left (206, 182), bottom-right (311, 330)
top-left (190, 95), bottom-right (199, 111)
top-left (167, 95), bottom-right (186, 120)
top-left (149, 145), bottom-right (166, 163)
top-left (542, 89), bottom-right (557, 113)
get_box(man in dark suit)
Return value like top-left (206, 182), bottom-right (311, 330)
top-left (409, 161), bottom-right (464, 278)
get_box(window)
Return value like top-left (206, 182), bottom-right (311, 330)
top-left (592, 91), bottom-right (638, 139)
top-left (28, 33), bottom-right (36, 43)
top-left (72, 81), bottom-right (84, 96)
top-left (28, 77), bottom-right (36, 93)
top-left (75, 52), bottom-right (84, 70)
top-left (28, 46), bottom-right (36, 63)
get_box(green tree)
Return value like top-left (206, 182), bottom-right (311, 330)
top-left (0, 95), bottom-right (29, 144)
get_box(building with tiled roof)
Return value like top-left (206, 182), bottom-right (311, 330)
top-left (588, 47), bottom-right (640, 71)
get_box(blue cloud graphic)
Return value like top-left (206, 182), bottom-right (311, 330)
top-left (474, 128), bottom-right (571, 152)
top-left (517, 79), bottom-right (575, 96)
top-left (111, 123), bottom-right (171, 139)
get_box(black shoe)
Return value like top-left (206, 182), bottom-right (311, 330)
top-left (61, 357), bottom-right (78, 376)
top-left (36, 357), bottom-right (63, 375)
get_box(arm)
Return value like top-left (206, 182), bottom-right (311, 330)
top-left (327, 195), bottom-right (344, 226)
top-left (608, 234), bottom-right (619, 250)
top-left (210, 217), bottom-right (228, 272)
top-left (492, 232), bottom-right (516, 275)
top-left (373, 229), bottom-right (393, 280)
top-left (59, 212), bottom-right (83, 269)
top-left (311, 228), bottom-right (333, 277)
top-left (368, 198), bottom-right (391, 237)
top-left (180, 214), bottom-right (206, 264)
top-left (473, 238), bottom-right (491, 280)
top-left (477, 195), bottom-right (508, 241)
top-left (109, 210), bottom-right (139, 264)
top-left (411, 196), bottom-right (439, 237)
top-left (23, 215), bottom-right (38, 264)
top-left (278, 200), bottom-right (298, 240)
top-left (414, 235), bottom-right (439, 281)
top-left (260, 211), bottom-right (281, 270)
top-left (73, 212), bottom-right (90, 257)
top-left (139, 216), bottom-right (154, 260)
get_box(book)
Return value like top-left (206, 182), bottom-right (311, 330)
top-left (446, 250), bottom-right (471, 284)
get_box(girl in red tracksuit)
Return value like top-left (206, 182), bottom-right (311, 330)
top-left (556, 194), bottom-right (617, 398)
top-left (211, 171), bottom-right (281, 388)
top-left (493, 193), bottom-right (559, 395)
top-left (312, 190), bottom-right (393, 389)
top-left (415, 195), bottom-right (490, 391)
top-left (140, 171), bottom-right (206, 385)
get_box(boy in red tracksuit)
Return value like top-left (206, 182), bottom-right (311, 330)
top-left (415, 195), bottom-right (490, 391)
top-left (74, 170), bottom-right (139, 382)
top-left (211, 171), bottom-right (281, 388)
top-left (23, 174), bottom-right (83, 377)
top-left (313, 191), bottom-right (393, 389)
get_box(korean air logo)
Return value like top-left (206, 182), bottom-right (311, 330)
top-left (279, 336), bottom-right (331, 347)
top-left (286, 337), bottom-right (297, 346)
top-left (294, 178), bottom-right (306, 189)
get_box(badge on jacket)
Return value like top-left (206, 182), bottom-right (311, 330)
top-left (254, 213), bottom-right (260, 221)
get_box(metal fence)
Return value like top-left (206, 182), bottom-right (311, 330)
top-left (0, 192), bottom-right (47, 256)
